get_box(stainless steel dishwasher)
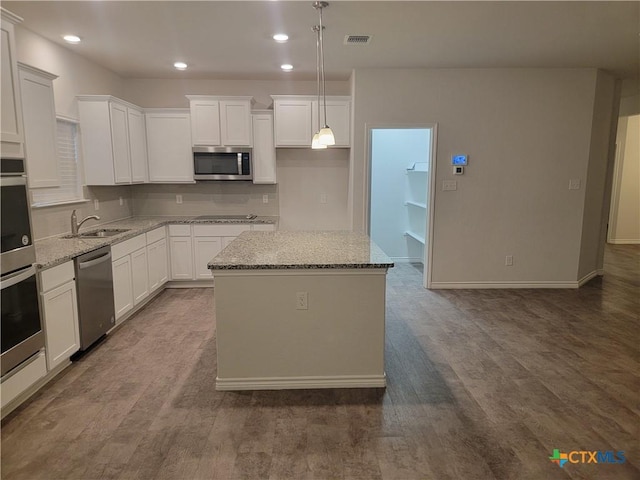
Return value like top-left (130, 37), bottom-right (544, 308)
top-left (74, 246), bottom-right (115, 351)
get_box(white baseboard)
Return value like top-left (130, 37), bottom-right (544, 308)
top-left (578, 269), bottom-right (604, 287)
top-left (165, 280), bottom-right (214, 289)
top-left (216, 374), bottom-right (386, 391)
top-left (608, 239), bottom-right (640, 244)
top-left (430, 281), bottom-right (581, 289)
top-left (390, 257), bottom-right (423, 264)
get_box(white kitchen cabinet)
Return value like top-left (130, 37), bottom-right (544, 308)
top-left (39, 261), bottom-right (80, 371)
top-left (187, 96), bottom-right (253, 147)
top-left (271, 95), bottom-right (351, 148)
top-left (169, 225), bottom-right (194, 280)
top-left (1, 9), bottom-right (24, 159)
top-left (18, 64), bottom-right (59, 188)
top-left (77, 96), bottom-right (148, 185)
top-left (112, 255), bottom-right (133, 322)
top-left (131, 247), bottom-right (149, 305)
top-left (0, 352), bottom-right (46, 411)
top-left (251, 112), bottom-right (276, 184)
top-left (194, 237), bottom-right (222, 279)
top-left (147, 227), bottom-right (168, 292)
top-left (145, 109), bottom-right (194, 183)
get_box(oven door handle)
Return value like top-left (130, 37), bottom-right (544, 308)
top-left (78, 251), bottom-right (111, 270)
top-left (0, 265), bottom-right (36, 289)
top-left (0, 175), bottom-right (27, 187)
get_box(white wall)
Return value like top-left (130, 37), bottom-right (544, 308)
top-left (352, 68), bottom-right (615, 286)
top-left (276, 148), bottom-right (350, 231)
top-left (609, 114), bottom-right (640, 243)
top-left (370, 129), bottom-right (430, 261)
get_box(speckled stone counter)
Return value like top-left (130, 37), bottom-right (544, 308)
top-left (209, 230), bottom-right (391, 391)
top-left (35, 215), bottom-right (278, 270)
top-left (208, 231), bottom-right (393, 270)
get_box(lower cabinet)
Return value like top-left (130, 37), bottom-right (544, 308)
top-left (112, 227), bottom-right (167, 323)
top-left (194, 236), bottom-right (222, 279)
top-left (39, 261), bottom-right (80, 371)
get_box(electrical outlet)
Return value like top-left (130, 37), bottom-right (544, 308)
top-left (296, 292), bottom-right (308, 310)
top-left (569, 179), bottom-right (581, 190)
top-left (442, 180), bottom-right (457, 191)
top-left (505, 255), bottom-right (513, 266)
top-left (94, 199), bottom-right (99, 211)
top-left (119, 196), bottom-right (123, 206)
top-left (263, 194), bottom-right (269, 204)
top-left (176, 194), bottom-right (183, 204)
top-left (320, 193), bottom-right (328, 204)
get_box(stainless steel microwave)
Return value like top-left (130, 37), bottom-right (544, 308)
top-left (193, 147), bottom-right (252, 181)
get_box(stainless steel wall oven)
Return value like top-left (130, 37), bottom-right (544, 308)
top-left (1, 158), bottom-right (43, 376)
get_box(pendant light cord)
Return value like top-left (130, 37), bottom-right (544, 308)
top-left (315, 25), bottom-right (322, 132)
top-left (318, 5), bottom-right (328, 127)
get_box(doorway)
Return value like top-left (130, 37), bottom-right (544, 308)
top-left (367, 125), bottom-right (437, 288)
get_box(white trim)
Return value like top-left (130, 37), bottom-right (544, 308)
top-left (31, 198), bottom-right (90, 209)
top-left (390, 257), bottom-right (423, 264)
top-left (216, 374), bottom-right (386, 391)
top-left (56, 114), bottom-right (79, 124)
top-left (608, 239), bottom-right (640, 244)
top-left (430, 281), bottom-right (581, 289)
top-left (165, 280), bottom-right (213, 289)
top-left (578, 269), bottom-right (604, 287)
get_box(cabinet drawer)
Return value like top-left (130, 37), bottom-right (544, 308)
top-left (193, 224), bottom-right (250, 237)
top-left (40, 261), bottom-right (74, 292)
top-left (169, 224), bottom-right (192, 237)
top-left (1, 352), bottom-right (46, 410)
top-left (146, 226), bottom-right (166, 244)
top-left (112, 234), bottom-right (146, 260)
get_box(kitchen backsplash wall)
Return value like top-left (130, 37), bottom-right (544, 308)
top-left (130, 182), bottom-right (278, 217)
top-left (31, 186), bottom-right (133, 240)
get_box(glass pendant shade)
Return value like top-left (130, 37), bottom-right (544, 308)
top-left (312, 132), bottom-right (327, 149)
top-left (318, 126), bottom-right (335, 146)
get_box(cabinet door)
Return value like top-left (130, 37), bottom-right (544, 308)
top-left (112, 255), bottom-right (133, 321)
top-left (41, 280), bottom-right (80, 371)
top-left (127, 107), bottom-right (148, 183)
top-left (110, 102), bottom-right (131, 184)
top-left (18, 65), bottom-right (59, 188)
top-left (274, 100), bottom-right (313, 147)
top-left (194, 237), bottom-right (221, 280)
top-left (146, 112), bottom-right (194, 183)
top-left (312, 100), bottom-right (351, 147)
top-left (169, 236), bottom-right (194, 280)
top-left (221, 236), bottom-right (237, 250)
top-left (190, 100), bottom-right (220, 146)
top-left (1, 15), bottom-right (24, 159)
top-left (252, 114), bottom-right (276, 184)
top-left (147, 238), bottom-right (168, 292)
top-left (220, 100), bottom-right (252, 146)
top-left (131, 247), bottom-right (149, 305)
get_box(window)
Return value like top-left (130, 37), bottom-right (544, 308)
top-left (31, 117), bottom-right (85, 206)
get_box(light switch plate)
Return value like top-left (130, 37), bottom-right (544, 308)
top-left (569, 179), bottom-right (581, 190)
top-left (443, 180), bottom-right (457, 191)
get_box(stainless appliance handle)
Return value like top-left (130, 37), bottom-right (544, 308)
top-left (0, 264), bottom-right (36, 289)
top-left (78, 251), bottom-right (112, 269)
top-left (0, 176), bottom-right (27, 187)
top-left (237, 153), bottom-right (243, 175)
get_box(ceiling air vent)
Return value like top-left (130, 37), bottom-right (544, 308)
top-left (344, 35), bottom-right (372, 45)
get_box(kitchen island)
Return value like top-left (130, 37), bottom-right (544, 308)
top-left (208, 231), bottom-right (394, 390)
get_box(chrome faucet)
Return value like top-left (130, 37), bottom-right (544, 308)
top-left (71, 209), bottom-right (100, 236)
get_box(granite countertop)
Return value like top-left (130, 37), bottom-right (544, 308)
top-left (208, 231), bottom-right (394, 270)
top-left (35, 215), bottom-right (278, 270)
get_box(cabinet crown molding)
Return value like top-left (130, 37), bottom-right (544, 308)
top-left (270, 95), bottom-right (351, 102)
top-left (186, 95), bottom-right (255, 104)
top-left (17, 62), bottom-right (58, 81)
top-left (1, 8), bottom-right (23, 24)
top-left (76, 95), bottom-right (142, 111)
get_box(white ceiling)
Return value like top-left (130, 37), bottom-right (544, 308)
top-left (4, 1), bottom-right (639, 89)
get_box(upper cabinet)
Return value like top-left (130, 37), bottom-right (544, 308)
top-left (251, 111), bottom-right (276, 184)
top-left (18, 63), bottom-right (59, 188)
top-left (77, 96), bottom-right (148, 185)
top-left (187, 96), bottom-right (253, 147)
top-left (1, 9), bottom-right (25, 159)
top-left (271, 95), bottom-right (351, 148)
top-left (145, 109), bottom-right (194, 183)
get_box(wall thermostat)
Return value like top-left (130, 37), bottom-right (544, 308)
top-left (452, 154), bottom-right (468, 166)
top-left (453, 166), bottom-right (464, 175)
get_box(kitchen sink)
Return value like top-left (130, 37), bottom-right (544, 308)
top-left (195, 214), bottom-right (257, 220)
top-left (65, 228), bottom-right (130, 238)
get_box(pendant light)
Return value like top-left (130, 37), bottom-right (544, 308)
top-left (312, 1), bottom-right (335, 146)
top-left (311, 24), bottom-right (326, 149)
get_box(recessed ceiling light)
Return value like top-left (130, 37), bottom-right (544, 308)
top-left (273, 33), bottom-right (289, 43)
top-left (63, 34), bottom-right (81, 44)
top-left (280, 64), bottom-right (293, 72)
top-left (174, 62), bottom-right (188, 71)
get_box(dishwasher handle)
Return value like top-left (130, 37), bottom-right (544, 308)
top-left (78, 251), bottom-right (112, 270)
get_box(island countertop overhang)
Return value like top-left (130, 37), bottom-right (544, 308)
top-left (208, 231), bottom-right (394, 271)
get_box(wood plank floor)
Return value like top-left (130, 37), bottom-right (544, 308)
top-left (2, 244), bottom-right (638, 480)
